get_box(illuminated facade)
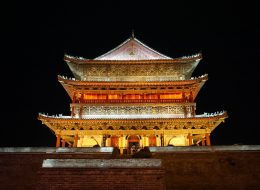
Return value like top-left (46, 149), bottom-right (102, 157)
top-left (38, 35), bottom-right (227, 152)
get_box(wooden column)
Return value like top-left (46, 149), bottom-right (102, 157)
top-left (142, 135), bottom-right (146, 147)
top-left (187, 133), bottom-right (192, 146)
top-left (102, 135), bottom-right (107, 147)
top-left (189, 92), bottom-right (193, 102)
top-left (160, 134), bottom-right (164, 146)
top-left (73, 134), bottom-right (79, 147)
top-left (205, 133), bottom-right (211, 146)
top-left (183, 106), bottom-right (187, 118)
top-left (81, 93), bottom-right (84, 103)
top-left (72, 92), bottom-right (76, 103)
top-left (182, 92), bottom-right (185, 102)
top-left (120, 135), bottom-right (124, 149)
top-left (79, 106), bottom-right (83, 119)
top-left (201, 137), bottom-right (205, 146)
top-left (61, 139), bottom-right (66, 147)
top-left (56, 134), bottom-right (61, 148)
top-left (191, 105), bottom-right (196, 117)
top-left (71, 106), bottom-right (75, 117)
top-left (119, 135), bottom-right (124, 154)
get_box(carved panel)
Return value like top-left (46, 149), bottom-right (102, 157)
top-left (79, 63), bottom-right (190, 81)
top-left (79, 105), bottom-right (186, 116)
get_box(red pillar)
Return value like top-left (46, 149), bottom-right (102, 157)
top-left (189, 91), bottom-right (193, 102)
top-left (62, 140), bottom-right (66, 147)
top-left (183, 106), bottom-right (187, 118)
top-left (191, 105), bottom-right (196, 117)
top-left (160, 134), bottom-right (164, 146)
top-left (79, 106), bottom-right (83, 119)
top-left (71, 106), bottom-right (75, 117)
top-left (72, 92), bottom-right (76, 103)
top-left (56, 134), bottom-right (61, 148)
top-left (182, 92), bottom-right (185, 102)
top-left (81, 93), bottom-right (84, 103)
top-left (205, 133), bottom-right (211, 146)
top-left (73, 134), bottom-right (79, 147)
top-left (187, 133), bottom-right (192, 146)
top-left (102, 135), bottom-right (107, 147)
top-left (201, 137), bottom-right (205, 146)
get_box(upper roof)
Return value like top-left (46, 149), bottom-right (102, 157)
top-left (63, 36), bottom-right (202, 81)
top-left (94, 37), bottom-right (172, 60)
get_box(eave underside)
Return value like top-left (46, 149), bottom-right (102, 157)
top-left (38, 113), bottom-right (227, 136)
top-left (64, 53), bottom-right (202, 64)
top-left (65, 59), bottom-right (201, 81)
top-left (58, 75), bottom-right (207, 101)
top-left (58, 75), bottom-right (207, 86)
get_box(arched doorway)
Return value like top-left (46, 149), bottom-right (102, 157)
top-left (110, 136), bottom-right (119, 147)
top-left (168, 135), bottom-right (186, 146)
top-left (81, 136), bottom-right (99, 147)
top-left (149, 135), bottom-right (157, 146)
top-left (128, 135), bottom-right (140, 153)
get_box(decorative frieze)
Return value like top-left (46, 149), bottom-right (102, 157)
top-left (77, 63), bottom-right (193, 81)
top-left (72, 105), bottom-right (196, 117)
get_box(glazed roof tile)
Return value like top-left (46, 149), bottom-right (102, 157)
top-left (94, 37), bottom-right (171, 60)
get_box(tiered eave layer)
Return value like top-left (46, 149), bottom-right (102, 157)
top-left (38, 112), bottom-right (227, 136)
top-left (58, 74), bottom-right (208, 101)
top-left (64, 53), bottom-right (202, 64)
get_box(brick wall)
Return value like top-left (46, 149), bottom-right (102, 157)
top-left (153, 151), bottom-right (260, 190)
top-left (38, 168), bottom-right (165, 190)
top-left (0, 149), bottom-right (112, 190)
top-left (1, 146), bottom-right (260, 190)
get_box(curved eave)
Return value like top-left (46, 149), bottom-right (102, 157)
top-left (58, 75), bottom-right (208, 100)
top-left (58, 74), bottom-right (208, 86)
top-left (38, 112), bottom-right (227, 123)
top-left (64, 53), bottom-right (202, 65)
top-left (38, 112), bottom-right (228, 135)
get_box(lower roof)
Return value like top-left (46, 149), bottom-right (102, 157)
top-left (38, 111), bottom-right (227, 122)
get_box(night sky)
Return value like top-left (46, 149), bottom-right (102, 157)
top-left (2, 1), bottom-right (259, 146)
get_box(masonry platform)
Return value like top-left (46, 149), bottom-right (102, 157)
top-left (1, 145), bottom-right (260, 190)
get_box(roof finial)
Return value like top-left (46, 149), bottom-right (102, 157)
top-left (131, 29), bottom-right (135, 38)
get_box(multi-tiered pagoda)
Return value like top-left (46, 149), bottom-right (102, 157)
top-left (38, 35), bottom-right (227, 152)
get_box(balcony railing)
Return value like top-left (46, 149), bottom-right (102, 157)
top-left (74, 99), bottom-right (189, 104)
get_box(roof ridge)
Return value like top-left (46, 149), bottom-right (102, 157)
top-left (94, 37), bottom-right (172, 60)
top-left (133, 38), bottom-right (171, 59)
top-left (94, 37), bottom-right (132, 60)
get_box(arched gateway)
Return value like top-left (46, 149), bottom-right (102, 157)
top-left (38, 35), bottom-right (228, 152)
top-left (110, 136), bottom-right (119, 147)
top-left (128, 135), bottom-right (140, 148)
top-left (149, 135), bottom-right (157, 146)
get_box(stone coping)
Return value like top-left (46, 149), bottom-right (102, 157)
top-left (149, 145), bottom-right (260, 152)
top-left (1, 145), bottom-right (260, 154)
top-left (42, 158), bottom-right (162, 168)
top-left (0, 147), bottom-right (114, 153)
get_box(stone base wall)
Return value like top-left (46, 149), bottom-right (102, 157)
top-left (151, 146), bottom-right (260, 190)
top-left (1, 146), bottom-right (260, 190)
top-left (39, 168), bottom-right (165, 190)
top-left (0, 148), bottom-right (113, 190)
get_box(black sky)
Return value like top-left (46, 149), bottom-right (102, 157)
top-left (1, 1), bottom-right (259, 146)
